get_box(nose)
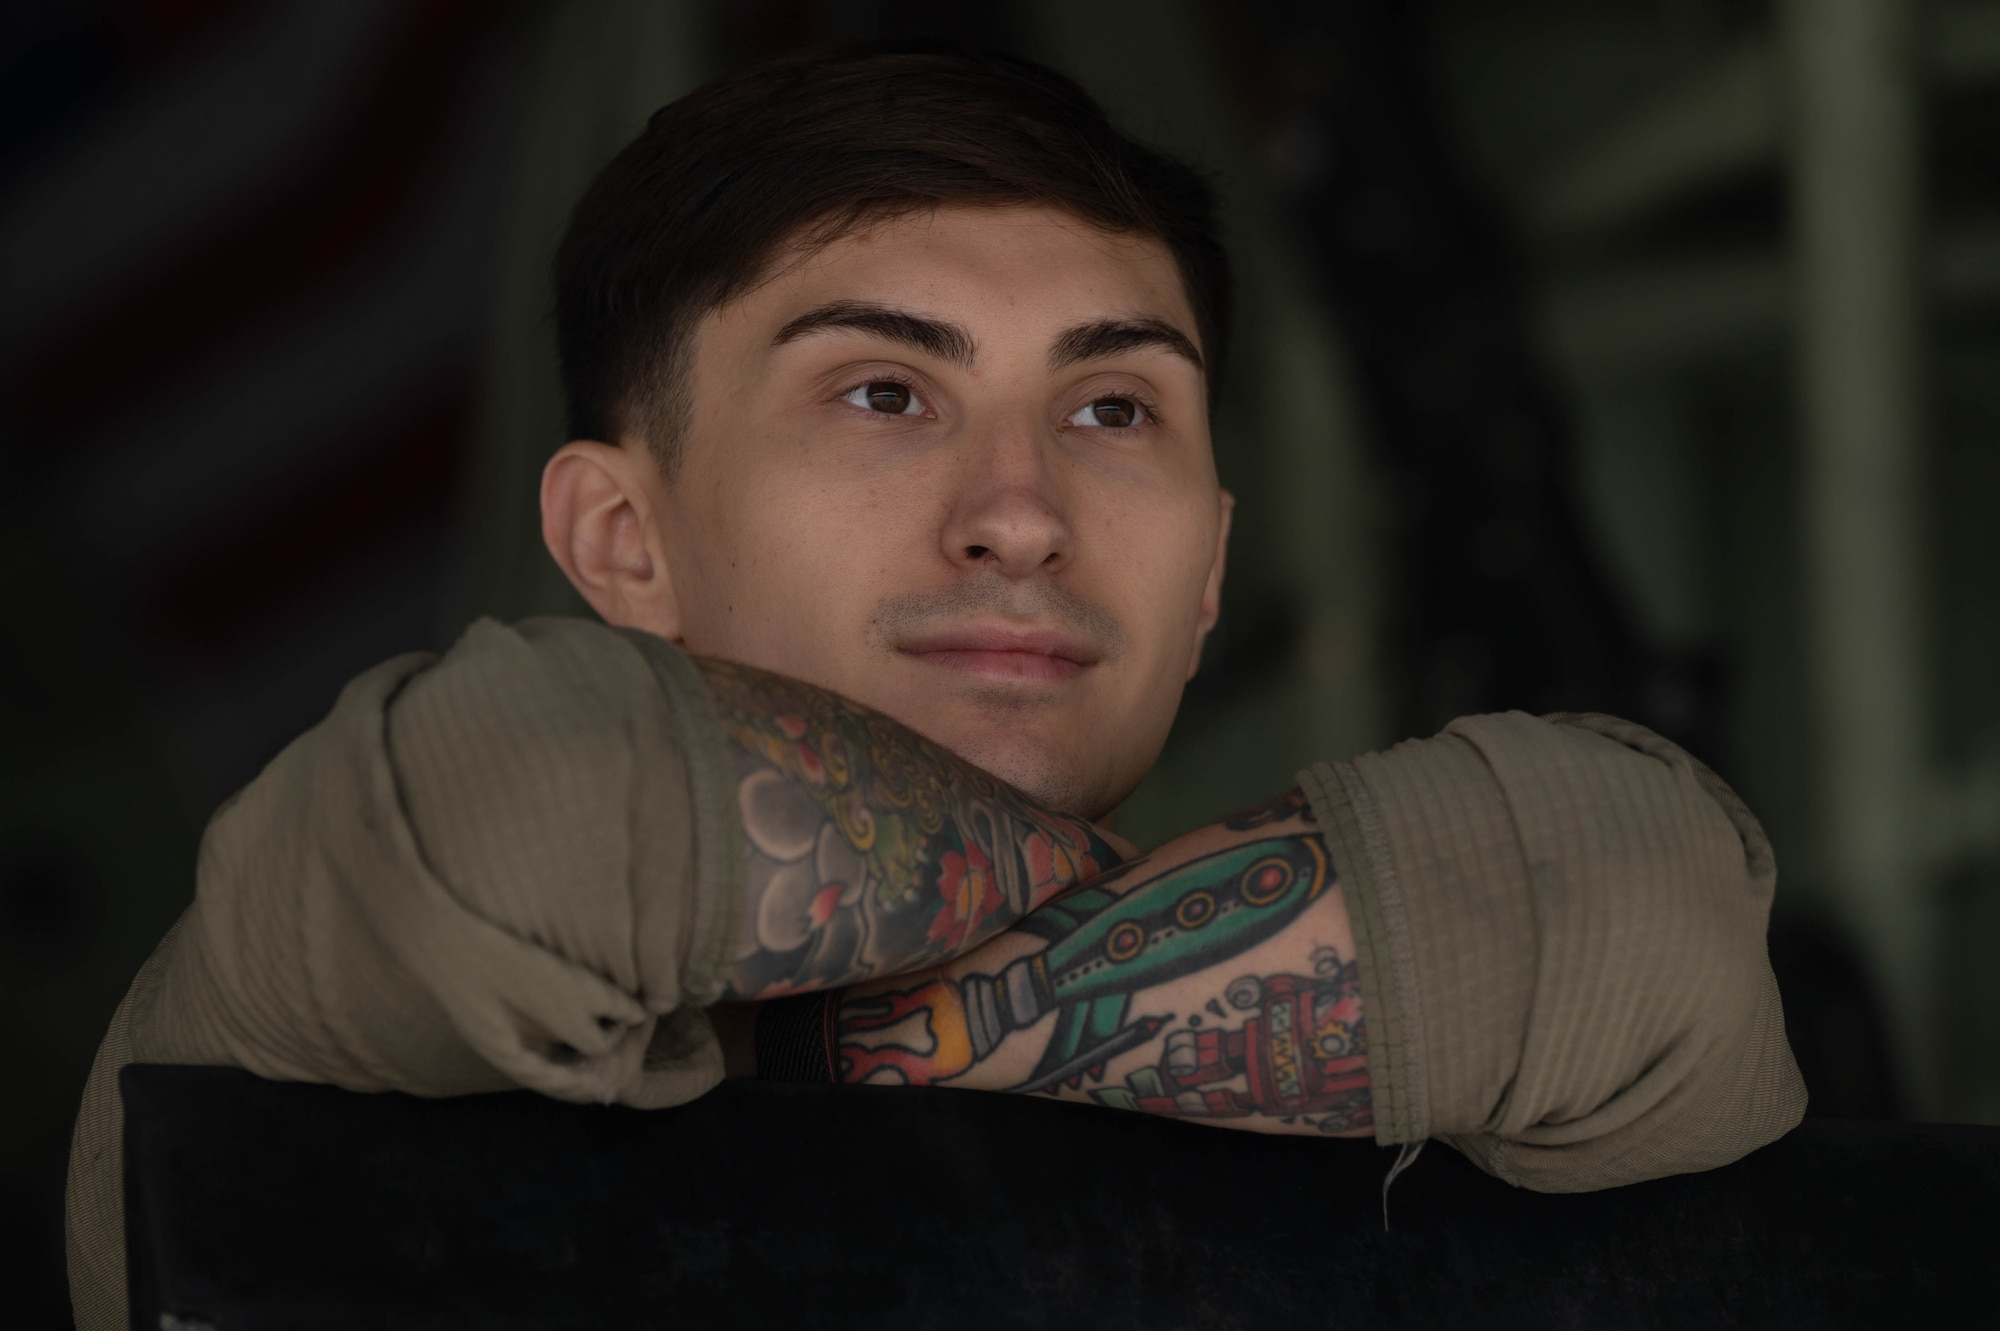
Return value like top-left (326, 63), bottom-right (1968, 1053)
top-left (941, 424), bottom-right (1073, 578)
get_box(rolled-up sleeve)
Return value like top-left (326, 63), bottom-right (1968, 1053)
top-left (1299, 710), bottom-right (1807, 1192)
top-left (66, 617), bottom-right (744, 1331)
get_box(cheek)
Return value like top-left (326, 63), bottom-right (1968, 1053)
top-left (676, 464), bottom-right (927, 673)
top-left (1089, 486), bottom-right (1218, 646)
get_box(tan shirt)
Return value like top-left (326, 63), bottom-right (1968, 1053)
top-left (1302, 710), bottom-right (1806, 1190)
top-left (66, 619), bottom-right (743, 1331)
top-left (69, 617), bottom-right (1805, 1329)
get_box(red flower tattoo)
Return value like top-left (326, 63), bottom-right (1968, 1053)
top-left (928, 842), bottom-right (1002, 950)
top-left (1023, 824), bottom-right (1102, 899)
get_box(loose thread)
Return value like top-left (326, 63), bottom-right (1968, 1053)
top-left (1380, 1138), bottom-right (1427, 1231)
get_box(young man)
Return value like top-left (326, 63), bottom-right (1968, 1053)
top-left (67, 47), bottom-right (1805, 1326)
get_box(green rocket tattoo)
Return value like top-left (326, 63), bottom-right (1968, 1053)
top-left (965, 837), bottom-right (1330, 1090)
top-left (836, 792), bottom-right (1374, 1135)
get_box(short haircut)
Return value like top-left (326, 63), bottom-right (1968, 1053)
top-left (554, 43), bottom-right (1232, 479)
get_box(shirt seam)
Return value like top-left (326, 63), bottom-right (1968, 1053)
top-left (1299, 760), bottom-right (1429, 1144)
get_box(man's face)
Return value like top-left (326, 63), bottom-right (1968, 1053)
top-left (644, 204), bottom-right (1229, 819)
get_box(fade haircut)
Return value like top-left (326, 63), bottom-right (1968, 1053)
top-left (554, 43), bottom-right (1232, 479)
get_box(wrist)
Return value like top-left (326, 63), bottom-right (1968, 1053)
top-left (752, 990), bottom-right (844, 1084)
top-left (708, 1002), bottom-right (762, 1079)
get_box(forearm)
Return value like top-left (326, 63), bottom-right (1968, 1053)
top-left (751, 710), bottom-right (1808, 1191)
top-left (697, 657), bottom-right (1126, 1001)
top-left (829, 789), bottom-right (1373, 1137)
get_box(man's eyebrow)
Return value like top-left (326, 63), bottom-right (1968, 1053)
top-left (1048, 317), bottom-right (1204, 374)
top-left (771, 300), bottom-right (976, 369)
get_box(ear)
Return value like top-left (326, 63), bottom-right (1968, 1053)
top-left (1186, 489), bottom-right (1234, 680)
top-left (540, 440), bottom-right (683, 638)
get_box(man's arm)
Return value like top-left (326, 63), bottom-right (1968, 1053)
top-left (68, 620), bottom-right (1126, 1330)
top-left (829, 788), bottom-right (1374, 1136)
top-left (752, 712), bottom-right (1808, 1195)
top-left (695, 657), bottom-right (1128, 1001)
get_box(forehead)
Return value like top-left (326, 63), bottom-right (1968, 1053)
top-left (712, 203), bottom-right (1199, 351)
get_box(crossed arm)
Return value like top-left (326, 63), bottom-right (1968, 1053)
top-left (698, 656), bottom-right (1372, 1136)
top-left (65, 620), bottom-right (1793, 1331)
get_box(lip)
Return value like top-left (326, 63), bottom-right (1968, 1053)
top-left (898, 625), bottom-right (1100, 683)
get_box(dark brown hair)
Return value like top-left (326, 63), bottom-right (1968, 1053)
top-left (554, 43), bottom-right (1231, 477)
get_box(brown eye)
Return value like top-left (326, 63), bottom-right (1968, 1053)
top-left (841, 380), bottom-right (924, 416)
top-left (1093, 397), bottom-right (1136, 427)
top-left (864, 382), bottom-right (911, 413)
top-left (1066, 395), bottom-right (1146, 429)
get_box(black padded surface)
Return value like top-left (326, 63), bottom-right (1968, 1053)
top-left (123, 1064), bottom-right (1999, 1329)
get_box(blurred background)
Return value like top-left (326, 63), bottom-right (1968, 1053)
top-left (4, 0), bottom-right (1997, 1320)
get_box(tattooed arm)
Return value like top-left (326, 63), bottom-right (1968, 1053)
top-left (830, 789), bottom-right (1373, 1137)
top-left (697, 658), bottom-right (1127, 1001)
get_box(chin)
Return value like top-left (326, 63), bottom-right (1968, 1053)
top-left (858, 674), bottom-right (1155, 821)
top-left (941, 731), bottom-right (1127, 822)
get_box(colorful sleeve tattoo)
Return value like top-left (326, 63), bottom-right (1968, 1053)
top-left (833, 789), bottom-right (1375, 1136)
top-left (699, 658), bottom-right (1124, 1002)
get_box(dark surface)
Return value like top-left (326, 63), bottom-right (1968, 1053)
top-left (124, 1064), bottom-right (1999, 1330)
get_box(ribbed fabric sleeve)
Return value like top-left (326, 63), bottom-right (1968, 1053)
top-left (65, 617), bottom-right (744, 1331)
top-left (1300, 711), bottom-right (1807, 1193)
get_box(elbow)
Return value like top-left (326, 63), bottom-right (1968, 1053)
top-left (1450, 711), bottom-right (1810, 1190)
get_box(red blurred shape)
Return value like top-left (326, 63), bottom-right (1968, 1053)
top-left (108, 0), bottom-right (263, 64)
top-left (21, 0), bottom-right (496, 436)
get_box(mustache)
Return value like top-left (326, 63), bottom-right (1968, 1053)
top-left (868, 577), bottom-right (1127, 658)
